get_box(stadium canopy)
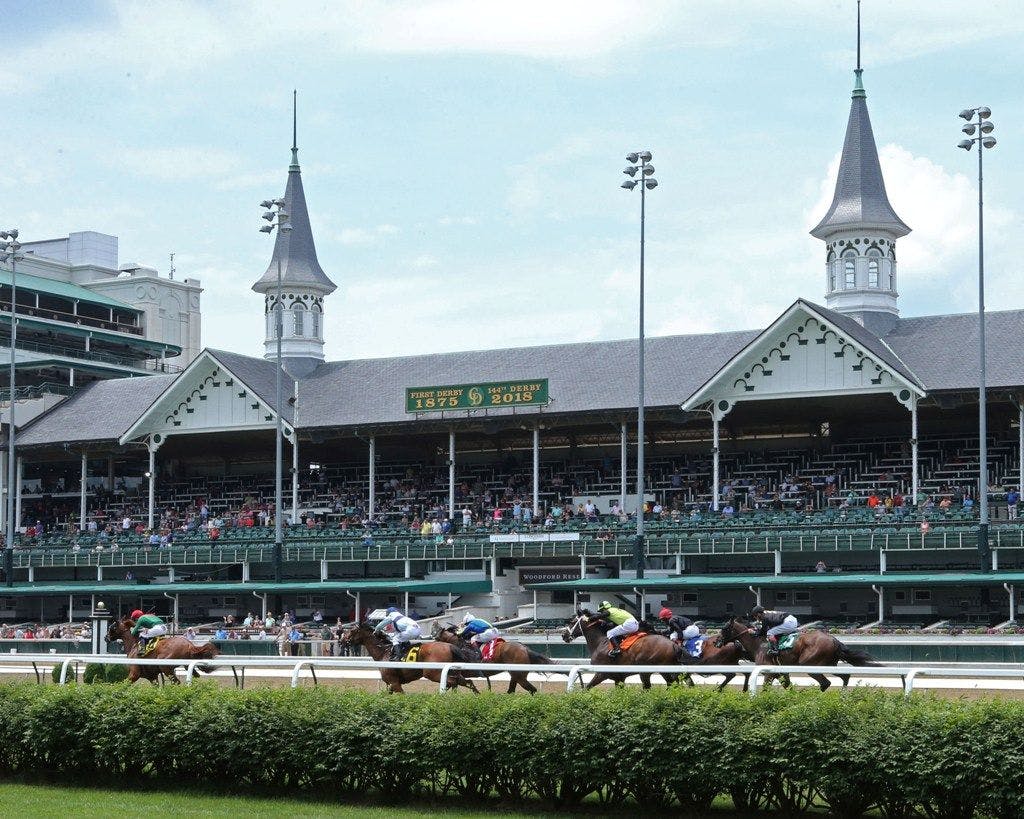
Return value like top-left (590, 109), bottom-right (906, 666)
top-left (527, 571), bottom-right (1024, 591)
top-left (0, 578), bottom-right (491, 596)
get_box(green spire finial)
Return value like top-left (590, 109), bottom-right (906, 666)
top-left (852, 1), bottom-right (866, 98)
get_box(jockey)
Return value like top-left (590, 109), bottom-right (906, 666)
top-left (373, 607), bottom-right (421, 661)
top-left (750, 605), bottom-right (798, 655)
top-left (658, 607), bottom-right (700, 643)
top-left (457, 612), bottom-right (500, 647)
top-left (130, 609), bottom-right (167, 655)
top-left (592, 600), bottom-right (638, 658)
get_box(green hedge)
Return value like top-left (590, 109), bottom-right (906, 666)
top-left (0, 684), bottom-right (1022, 817)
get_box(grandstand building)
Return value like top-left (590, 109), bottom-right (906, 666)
top-left (0, 230), bottom-right (200, 428)
top-left (1, 57), bottom-right (1023, 631)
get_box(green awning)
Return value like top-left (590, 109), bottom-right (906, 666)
top-left (528, 571), bottom-right (1024, 591)
top-left (0, 269), bottom-right (138, 312)
top-left (0, 578), bottom-right (492, 597)
top-left (0, 315), bottom-right (182, 357)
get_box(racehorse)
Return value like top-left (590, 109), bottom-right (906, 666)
top-left (106, 617), bottom-right (218, 684)
top-left (674, 630), bottom-right (750, 692)
top-left (339, 622), bottom-right (480, 694)
top-left (562, 610), bottom-right (682, 689)
top-left (718, 616), bottom-right (880, 691)
top-left (432, 624), bottom-right (560, 694)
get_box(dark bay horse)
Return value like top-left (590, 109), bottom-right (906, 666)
top-left (677, 631), bottom-right (750, 692)
top-left (718, 617), bottom-right (880, 691)
top-left (339, 622), bottom-right (480, 693)
top-left (562, 611), bottom-right (682, 689)
top-left (433, 624), bottom-right (559, 694)
top-left (106, 617), bottom-right (218, 684)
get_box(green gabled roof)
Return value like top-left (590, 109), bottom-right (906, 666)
top-left (0, 578), bottom-right (491, 597)
top-left (529, 572), bottom-right (1024, 591)
top-left (0, 268), bottom-right (139, 313)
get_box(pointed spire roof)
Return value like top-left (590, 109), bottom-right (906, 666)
top-left (252, 92), bottom-right (336, 295)
top-left (810, 11), bottom-right (910, 240)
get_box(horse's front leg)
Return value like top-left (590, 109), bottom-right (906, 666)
top-left (639, 674), bottom-right (652, 690)
top-left (585, 673), bottom-right (609, 690)
top-left (717, 672), bottom-right (736, 692)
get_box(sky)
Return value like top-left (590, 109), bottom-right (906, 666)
top-left (1, 0), bottom-right (1022, 362)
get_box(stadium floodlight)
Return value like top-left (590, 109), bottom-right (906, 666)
top-left (0, 228), bottom-right (23, 587)
top-left (619, 150), bottom-right (658, 604)
top-left (957, 106), bottom-right (997, 572)
top-left (259, 197), bottom-right (291, 585)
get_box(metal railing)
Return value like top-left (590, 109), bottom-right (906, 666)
top-left (0, 652), bottom-right (1021, 696)
top-left (0, 332), bottom-right (182, 373)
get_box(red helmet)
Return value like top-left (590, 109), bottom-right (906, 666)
top-left (130, 609), bottom-right (144, 620)
top-left (658, 607), bottom-right (673, 620)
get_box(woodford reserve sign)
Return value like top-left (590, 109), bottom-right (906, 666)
top-left (405, 379), bottom-right (549, 413)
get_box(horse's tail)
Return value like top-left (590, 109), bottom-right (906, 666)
top-left (525, 647), bottom-right (553, 665)
top-left (834, 638), bottom-right (881, 666)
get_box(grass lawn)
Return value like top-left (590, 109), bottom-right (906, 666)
top-left (0, 782), bottom-right (543, 819)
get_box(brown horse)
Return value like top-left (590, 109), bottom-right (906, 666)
top-left (339, 622), bottom-right (480, 694)
top-left (676, 631), bottom-right (750, 692)
top-left (562, 611), bottom-right (682, 689)
top-left (106, 617), bottom-right (218, 684)
top-left (718, 617), bottom-right (879, 691)
top-left (433, 624), bottom-right (560, 694)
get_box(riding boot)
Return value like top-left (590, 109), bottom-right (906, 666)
top-left (767, 636), bottom-right (779, 656)
top-left (389, 643), bottom-right (402, 661)
top-left (607, 637), bottom-right (622, 658)
top-left (138, 637), bottom-right (148, 656)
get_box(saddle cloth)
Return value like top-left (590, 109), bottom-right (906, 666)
top-left (619, 632), bottom-right (646, 652)
top-left (480, 637), bottom-right (505, 662)
top-left (139, 636), bottom-right (166, 657)
top-left (684, 636), bottom-right (706, 658)
top-left (777, 633), bottom-right (798, 651)
top-left (402, 645), bottom-right (421, 662)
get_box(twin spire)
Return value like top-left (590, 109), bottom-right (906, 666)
top-left (810, 1), bottom-right (909, 239)
top-left (251, 91), bottom-right (337, 295)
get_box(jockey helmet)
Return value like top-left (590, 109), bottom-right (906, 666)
top-left (386, 606), bottom-right (400, 614)
top-left (130, 609), bottom-right (144, 620)
top-left (599, 601), bottom-right (612, 611)
top-left (750, 605), bottom-right (765, 617)
top-left (462, 613), bottom-right (474, 624)
top-left (658, 607), bottom-right (673, 621)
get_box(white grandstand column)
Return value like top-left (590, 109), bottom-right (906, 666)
top-left (79, 451), bottom-right (87, 531)
top-left (96, 566), bottom-right (102, 581)
top-left (773, 550), bottom-right (782, 575)
top-left (879, 549), bottom-right (887, 573)
top-left (1005, 583), bottom-right (1016, 623)
top-left (367, 436), bottom-right (376, 520)
top-left (146, 437), bottom-right (159, 531)
top-left (580, 553), bottom-right (586, 579)
top-left (320, 560), bottom-right (328, 581)
top-left (291, 382), bottom-right (299, 525)
top-left (15, 456), bottom-right (23, 533)
top-left (448, 429), bottom-right (456, 520)
top-left (0, 451), bottom-right (6, 534)
top-left (242, 561), bottom-right (250, 582)
top-left (619, 421), bottom-right (627, 512)
top-left (532, 425), bottom-right (540, 516)
top-left (910, 395), bottom-right (919, 505)
top-left (712, 414), bottom-right (721, 512)
top-left (168, 567), bottom-right (175, 583)
top-left (992, 549), bottom-right (998, 572)
top-left (27, 565), bottom-right (32, 582)
top-left (404, 558), bottom-right (411, 579)
top-left (873, 584), bottom-right (884, 624)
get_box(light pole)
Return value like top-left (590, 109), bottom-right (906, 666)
top-left (0, 228), bottom-right (21, 588)
top-left (621, 152), bottom-right (658, 605)
top-left (260, 200), bottom-right (290, 584)
top-left (957, 107), bottom-right (996, 572)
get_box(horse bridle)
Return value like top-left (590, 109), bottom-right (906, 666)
top-left (564, 613), bottom-right (589, 640)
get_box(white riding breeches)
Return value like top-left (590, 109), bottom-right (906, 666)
top-left (681, 624), bottom-right (700, 641)
top-left (140, 624), bottom-right (167, 640)
top-left (470, 628), bottom-right (500, 644)
top-left (767, 616), bottom-right (799, 638)
top-left (606, 618), bottom-right (639, 640)
top-left (389, 624), bottom-right (421, 644)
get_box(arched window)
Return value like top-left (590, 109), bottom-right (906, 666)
top-left (843, 255), bottom-right (856, 289)
top-left (310, 309), bottom-right (320, 338)
top-left (292, 304), bottom-right (304, 337)
top-left (868, 258), bottom-right (880, 288)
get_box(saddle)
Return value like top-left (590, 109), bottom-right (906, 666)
top-left (480, 637), bottom-right (505, 662)
top-left (138, 636), bottom-right (166, 658)
top-left (618, 632), bottom-right (646, 652)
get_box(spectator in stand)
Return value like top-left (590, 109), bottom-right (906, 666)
top-left (815, 560), bottom-right (827, 573)
top-left (721, 503), bottom-right (735, 518)
top-left (1008, 487), bottom-right (1020, 520)
top-left (462, 507), bottom-right (472, 528)
top-left (962, 495), bottom-right (975, 510)
top-left (583, 500), bottom-right (597, 521)
top-left (522, 504), bottom-right (532, 525)
top-left (214, 625), bottom-right (228, 640)
top-left (867, 492), bottom-right (880, 509)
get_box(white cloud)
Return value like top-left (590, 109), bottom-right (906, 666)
top-left (437, 216), bottom-right (478, 226)
top-left (121, 146), bottom-right (241, 181)
top-left (336, 224), bottom-right (401, 245)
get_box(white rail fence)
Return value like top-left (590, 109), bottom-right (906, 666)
top-left (3, 653), bottom-right (1024, 695)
